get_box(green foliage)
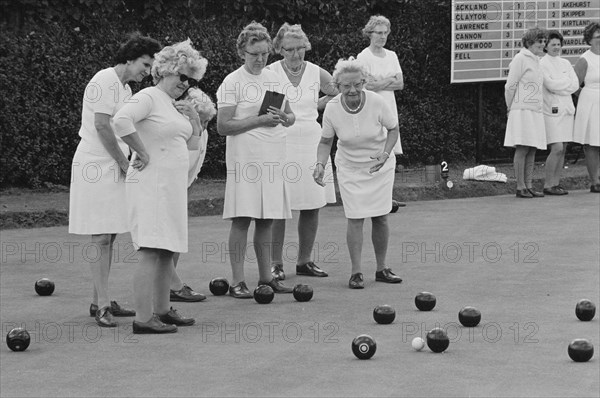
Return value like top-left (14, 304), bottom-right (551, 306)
top-left (0, 0), bottom-right (510, 188)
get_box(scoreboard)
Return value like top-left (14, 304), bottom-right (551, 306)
top-left (451, 0), bottom-right (600, 83)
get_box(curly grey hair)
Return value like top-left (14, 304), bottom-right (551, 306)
top-left (331, 57), bottom-right (369, 85)
top-left (273, 23), bottom-right (311, 53)
top-left (185, 87), bottom-right (216, 121)
top-left (236, 21), bottom-right (273, 59)
top-left (151, 39), bottom-right (208, 84)
top-left (362, 15), bottom-right (391, 38)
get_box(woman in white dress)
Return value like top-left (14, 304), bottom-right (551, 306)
top-left (357, 16), bottom-right (404, 165)
top-left (540, 30), bottom-right (579, 195)
top-left (114, 40), bottom-right (206, 334)
top-left (313, 58), bottom-right (402, 289)
top-left (216, 22), bottom-right (296, 298)
top-left (268, 23), bottom-right (338, 281)
top-left (573, 22), bottom-right (600, 193)
top-left (169, 88), bottom-right (217, 303)
top-left (69, 34), bottom-right (161, 328)
top-left (504, 27), bottom-right (547, 198)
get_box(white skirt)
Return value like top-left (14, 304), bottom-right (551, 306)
top-left (285, 120), bottom-right (336, 210)
top-left (126, 145), bottom-right (189, 253)
top-left (223, 135), bottom-right (292, 220)
top-left (544, 113), bottom-right (574, 145)
top-left (573, 87), bottom-right (600, 146)
top-left (336, 156), bottom-right (395, 219)
top-left (504, 109), bottom-right (547, 149)
top-left (69, 141), bottom-right (129, 235)
top-left (393, 134), bottom-right (403, 155)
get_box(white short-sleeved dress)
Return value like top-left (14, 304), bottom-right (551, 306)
top-left (113, 87), bottom-right (199, 253)
top-left (217, 66), bottom-right (292, 220)
top-left (504, 48), bottom-right (547, 149)
top-left (268, 60), bottom-right (336, 210)
top-left (357, 47), bottom-right (403, 154)
top-left (540, 54), bottom-right (579, 144)
top-left (574, 50), bottom-right (600, 146)
top-left (322, 91), bottom-right (396, 219)
top-left (69, 68), bottom-right (131, 235)
top-left (187, 131), bottom-right (208, 187)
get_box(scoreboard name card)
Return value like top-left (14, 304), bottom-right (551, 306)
top-left (451, 0), bottom-right (600, 83)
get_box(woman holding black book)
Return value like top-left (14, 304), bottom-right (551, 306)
top-left (216, 22), bottom-right (296, 298)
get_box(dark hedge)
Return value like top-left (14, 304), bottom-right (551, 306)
top-left (0, 0), bottom-right (511, 188)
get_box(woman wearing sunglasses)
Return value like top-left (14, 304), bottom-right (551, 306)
top-left (113, 39), bottom-right (207, 334)
top-left (69, 33), bottom-right (161, 328)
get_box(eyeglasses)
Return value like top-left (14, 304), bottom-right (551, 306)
top-left (282, 46), bottom-right (306, 54)
top-left (179, 74), bottom-right (200, 87)
top-left (244, 50), bottom-right (270, 59)
top-left (339, 81), bottom-right (365, 90)
top-left (371, 30), bottom-right (389, 36)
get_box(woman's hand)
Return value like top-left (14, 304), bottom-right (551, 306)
top-left (132, 152), bottom-right (150, 171)
top-left (369, 152), bottom-right (390, 173)
top-left (313, 163), bottom-right (326, 187)
top-left (260, 110), bottom-right (284, 127)
top-left (118, 159), bottom-right (130, 178)
top-left (267, 106), bottom-right (289, 125)
top-left (174, 100), bottom-right (200, 122)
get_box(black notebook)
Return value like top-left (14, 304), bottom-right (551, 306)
top-left (258, 91), bottom-right (285, 115)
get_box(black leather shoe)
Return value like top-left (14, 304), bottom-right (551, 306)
top-left (157, 307), bottom-right (195, 326)
top-left (89, 303), bottom-right (98, 317)
top-left (527, 188), bottom-right (544, 197)
top-left (95, 306), bottom-right (117, 328)
top-left (110, 300), bottom-right (136, 316)
top-left (543, 186), bottom-right (567, 196)
top-left (516, 189), bottom-right (533, 198)
top-left (555, 185), bottom-right (569, 194)
top-left (229, 281), bottom-right (252, 298)
top-left (133, 314), bottom-right (177, 334)
top-left (390, 200), bottom-right (406, 213)
top-left (258, 278), bottom-right (293, 293)
top-left (348, 273), bottom-right (364, 289)
top-left (591, 184), bottom-right (600, 193)
top-left (375, 268), bottom-right (403, 283)
top-left (296, 261), bottom-right (328, 277)
top-left (271, 264), bottom-right (285, 280)
top-left (170, 284), bottom-right (207, 302)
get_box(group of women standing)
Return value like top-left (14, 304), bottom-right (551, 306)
top-left (505, 23), bottom-right (600, 197)
top-left (68, 19), bottom-right (599, 335)
top-left (217, 17), bottom-right (403, 296)
top-left (70, 36), bottom-right (216, 333)
top-left (69, 16), bottom-right (405, 334)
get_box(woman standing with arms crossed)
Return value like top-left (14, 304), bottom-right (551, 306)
top-left (504, 27), bottom-right (547, 198)
top-left (357, 16), bottom-right (404, 168)
top-left (69, 33), bottom-right (161, 327)
top-left (217, 22), bottom-right (296, 298)
top-left (313, 58), bottom-right (402, 289)
top-left (268, 23), bottom-right (338, 281)
top-left (114, 39), bottom-right (206, 333)
top-left (540, 30), bottom-right (579, 195)
top-left (573, 22), bottom-right (600, 193)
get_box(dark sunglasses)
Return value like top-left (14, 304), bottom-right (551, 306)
top-left (179, 74), bottom-right (200, 87)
